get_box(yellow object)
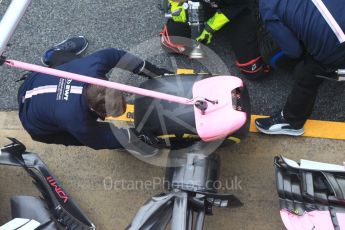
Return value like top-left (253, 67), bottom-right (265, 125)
top-left (109, 104), bottom-right (134, 122)
top-left (176, 68), bottom-right (195, 74)
top-left (159, 134), bottom-right (177, 138)
top-left (169, 0), bottom-right (187, 23)
top-left (226, 136), bottom-right (241, 143)
top-left (196, 11), bottom-right (230, 45)
top-left (109, 108), bottom-right (345, 141)
top-left (251, 115), bottom-right (345, 140)
top-left (196, 29), bottom-right (213, 45)
top-left (207, 11), bottom-right (230, 31)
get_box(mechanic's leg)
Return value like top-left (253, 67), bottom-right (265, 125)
top-left (255, 57), bottom-right (330, 136)
top-left (227, 10), bottom-right (270, 79)
top-left (283, 60), bottom-right (325, 129)
top-left (160, 19), bottom-right (193, 55)
top-left (30, 132), bottom-right (83, 146)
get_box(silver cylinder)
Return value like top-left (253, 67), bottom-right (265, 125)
top-left (336, 69), bottom-right (345, 81)
top-left (336, 69), bottom-right (345, 75)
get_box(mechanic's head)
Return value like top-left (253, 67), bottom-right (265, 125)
top-left (84, 84), bottom-right (126, 120)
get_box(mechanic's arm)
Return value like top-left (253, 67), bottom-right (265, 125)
top-left (90, 48), bottom-right (171, 78)
top-left (69, 120), bottom-right (127, 150)
top-left (217, 0), bottom-right (255, 20)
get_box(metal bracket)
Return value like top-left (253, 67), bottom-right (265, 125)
top-left (195, 100), bottom-right (208, 114)
top-left (336, 69), bottom-right (345, 81)
top-left (316, 69), bottom-right (345, 82)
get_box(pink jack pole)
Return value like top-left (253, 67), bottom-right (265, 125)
top-left (5, 60), bottom-right (194, 105)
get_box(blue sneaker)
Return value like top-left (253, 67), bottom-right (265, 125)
top-left (41, 36), bottom-right (89, 66)
top-left (255, 111), bottom-right (305, 136)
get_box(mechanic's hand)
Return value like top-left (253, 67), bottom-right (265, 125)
top-left (169, 0), bottom-right (187, 23)
top-left (197, 11), bottom-right (230, 45)
top-left (196, 29), bottom-right (213, 45)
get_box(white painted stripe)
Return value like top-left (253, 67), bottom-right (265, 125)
top-left (312, 0), bottom-right (345, 43)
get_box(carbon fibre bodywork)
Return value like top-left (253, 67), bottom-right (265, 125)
top-left (0, 138), bottom-right (95, 230)
top-left (274, 156), bottom-right (345, 230)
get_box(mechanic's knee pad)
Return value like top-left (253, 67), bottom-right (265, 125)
top-left (236, 56), bottom-right (271, 80)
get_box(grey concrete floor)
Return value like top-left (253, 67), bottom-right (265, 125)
top-left (1, 111), bottom-right (344, 229)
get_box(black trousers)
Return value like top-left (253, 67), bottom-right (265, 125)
top-left (283, 56), bottom-right (345, 128)
top-left (165, 9), bottom-right (260, 64)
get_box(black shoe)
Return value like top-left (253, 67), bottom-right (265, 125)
top-left (237, 57), bottom-right (271, 80)
top-left (41, 36), bottom-right (89, 66)
top-left (255, 111), bottom-right (305, 136)
top-left (241, 65), bottom-right (271, 80)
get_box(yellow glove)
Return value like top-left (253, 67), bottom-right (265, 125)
top-left (197, 11), bottom-right (230, 45)
top-left (207, 11), bottom-right (230, 31)
top-left (169, 0), bottom-right (187, 23)
top-left (196, 29), bottom-right (213, 45)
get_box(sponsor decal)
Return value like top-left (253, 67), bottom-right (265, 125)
top-left (251, 63), bottom-right (257, 71)
top-left (57, 78), bottom-right (73, 101)
top-left (64, 79), bottom-right (73, 101)
top-left (47, 176), bottom-right (69, 203)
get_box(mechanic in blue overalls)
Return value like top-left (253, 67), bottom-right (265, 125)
top-left (255, 0), bottom-right (345, 136)
top-left (18, 36), bottom-right (171, 151)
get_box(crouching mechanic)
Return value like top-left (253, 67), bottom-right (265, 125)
top-left (160, 0), bottom-right (270, 79)
top-left (255, 0), bottom-right (345, 136)
top-left (18, 36), bottom-right (171, 151)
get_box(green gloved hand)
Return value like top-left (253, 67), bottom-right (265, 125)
top-left (197, 11), bottom-right (230, 45)
top-left (196, 29), bottom-right (213, 45)
top-left (169, 0), bottom-right (187, 23)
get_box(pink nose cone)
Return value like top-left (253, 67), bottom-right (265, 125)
top-left (192, 76), bottom-right (247, 142)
